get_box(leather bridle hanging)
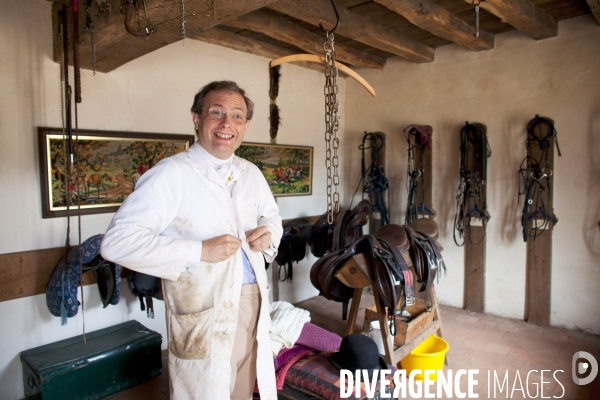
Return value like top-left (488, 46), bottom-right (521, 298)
top-left (518, 115), bottom-right (561, 241)
top-left (359, 132), bottom-right (390, 230)
top-left (403, 125), bottom-right (435, 225)
top-left (453, 122), bottom-right (491, 246)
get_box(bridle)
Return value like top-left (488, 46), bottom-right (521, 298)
top-left (453, 122), bottom-right (492, 246)
top-left (518, 116), bottom-right (561, 241)
top-left (357, 132), bottom-right (390, 230)
top-left (404, 125), bottom-right (435, 225)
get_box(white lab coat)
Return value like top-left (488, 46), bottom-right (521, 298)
top-left (101, 143), bottom-right (282, 400)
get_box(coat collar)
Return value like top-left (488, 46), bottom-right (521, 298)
top-left (186, 142), bottom-right (247, 182)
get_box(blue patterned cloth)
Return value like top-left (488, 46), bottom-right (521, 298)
top-left (46, 234), bottom-right (121, 322)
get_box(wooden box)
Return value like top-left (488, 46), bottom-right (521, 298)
top-left (363, 299), bottom-right (434, 347)
top-left (20, 320), bottom-right (162, 400)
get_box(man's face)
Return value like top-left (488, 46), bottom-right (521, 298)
top-left (192, 90), bottom-right (250, 160)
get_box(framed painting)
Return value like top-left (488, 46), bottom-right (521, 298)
top-left (235, 142), bottom-right (313, 197)
top-left (38, 127), bottom-right (195, 218)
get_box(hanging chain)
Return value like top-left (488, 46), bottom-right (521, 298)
top-left (180, 0), bottom-right (186, 40)
top-left (324, 30), bottom-right (340, 225)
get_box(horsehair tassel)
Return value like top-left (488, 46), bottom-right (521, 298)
top-left (73, 0), bottom-right (82, 103)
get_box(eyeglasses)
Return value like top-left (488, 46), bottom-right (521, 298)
top-left (204, 108), bottom-right (247, 123)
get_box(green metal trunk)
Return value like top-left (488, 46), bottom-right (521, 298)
top-left (20, 320), bottom-right (162, 400)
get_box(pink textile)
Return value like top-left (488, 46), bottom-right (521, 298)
top-left (275, 344), bottom-right (312, 370)
top-left (403, 124), bottom-right (433, 149)
top-left (295, 322), bottom-right (342, 352)
top-left (275, 348), bottom-right (314, 390)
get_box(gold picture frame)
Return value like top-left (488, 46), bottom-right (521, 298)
top-left (38, 127), bottom-right (195, 218)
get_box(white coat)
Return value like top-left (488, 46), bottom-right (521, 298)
top-left (101, 143), bottom-right (283, 400)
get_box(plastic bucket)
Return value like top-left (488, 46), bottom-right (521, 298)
top-left (399, 334), bottom-right (449, 380)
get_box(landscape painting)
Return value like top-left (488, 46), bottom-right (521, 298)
top-left (39, 127), bottom-right (195, 218)
top-left (235, 142), bottom-right (313, 197)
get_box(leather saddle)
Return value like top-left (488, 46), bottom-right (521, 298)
top-left (274, 217), bottom-right (315, 281)
top-left (309, 199), bottom-right (370, 257)
top-left (310, 224), bottom-right (415, 335)
top-left (405, 218), bottom-right (445, 311)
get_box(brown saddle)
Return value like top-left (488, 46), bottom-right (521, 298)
top-left (274, 217), bottom-right (314, 281)
top-left (309, 200), bottom-right (370, 257)
top-left (408, 218), bottom-right (439, 240)
top-left (404, 219), bottom-right (446, 311)
top-left (310, 224), bottom-right (415, 335)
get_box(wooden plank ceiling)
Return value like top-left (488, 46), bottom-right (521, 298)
top-left (51, 0), bottom-right (595, 73)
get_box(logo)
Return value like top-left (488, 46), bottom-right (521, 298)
top-left (572, 351), bottom-right (598, 385)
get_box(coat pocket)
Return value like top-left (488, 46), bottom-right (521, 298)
top-left (169, 307), bottom-right (214, 360)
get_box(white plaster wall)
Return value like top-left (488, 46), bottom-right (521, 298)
top-left (345, 16), bottom-right (600, 334)
top-left (0, 0), bottom-right (351, 398)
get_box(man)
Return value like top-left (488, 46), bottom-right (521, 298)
top-left (101, 81), bottom-right (282, 400)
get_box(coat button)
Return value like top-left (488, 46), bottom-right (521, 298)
top-left (225, 328), bottom-right (232, 335)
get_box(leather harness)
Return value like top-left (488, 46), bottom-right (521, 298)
top-left (404, 125), bottom-right (435, 225)
top-left (359, 132), bottom-right (390, 229)
top-left (518, 115), bottom-right (561, 241)
top-left (453, 122), bottom-right (492, 246)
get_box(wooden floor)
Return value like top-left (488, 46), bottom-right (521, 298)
top-left (110, 292), bottom-right (600, 400)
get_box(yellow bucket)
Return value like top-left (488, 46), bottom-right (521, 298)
top-left (399, 334), bottom-right (449, 381)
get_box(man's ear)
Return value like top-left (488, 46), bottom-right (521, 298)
top-left (192, 113), bottom-right (200, 130)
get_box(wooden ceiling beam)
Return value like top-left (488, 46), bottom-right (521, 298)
top-left (373, 0), bottom-right (494, 51)
top-left (222, 10), bottom-right (386, 69)
top-left (585, 0), bottom-right (600, 25)
top-left (268, 0), bottom-right (434, 63)
top-left (466, 0), bottom-right (557, 39)
top-left (190, 28), bottom-right (325, 73)
top-left (52, 0), bottom-right (280, 72)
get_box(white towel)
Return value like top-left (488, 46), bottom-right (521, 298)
top-left (269, 301), bottom-right (311, 355)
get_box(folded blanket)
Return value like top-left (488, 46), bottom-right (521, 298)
top-left (269, 301), bottom-right (311, 355)
top-left (275, 347), bottom-right (314, 390)
top-left (275, 344), bottom-right (312, 370)
top-left (296, 322), bottom-right (342, 352)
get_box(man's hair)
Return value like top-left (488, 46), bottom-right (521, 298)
top-left (190, 80), bottom-right (254, 121)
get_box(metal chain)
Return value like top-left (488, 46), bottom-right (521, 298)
top-left (324, 30), bottom-right (340, 224)
top-left (180, 0), bottom-right (186, 40)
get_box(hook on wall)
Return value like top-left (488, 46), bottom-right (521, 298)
top-left (319, 0), bottom-right (340, 33)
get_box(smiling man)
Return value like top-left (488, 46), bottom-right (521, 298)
top-left (101, 81), bottom-right (282, 400)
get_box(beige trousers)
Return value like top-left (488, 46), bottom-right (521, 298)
top-left (230, 284), bottom-right (261, 400)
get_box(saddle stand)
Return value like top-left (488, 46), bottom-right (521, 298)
top-left (334, 253), bottom-right (447, 367)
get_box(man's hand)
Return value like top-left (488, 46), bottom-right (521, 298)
top-left (201, 234), bottom-right (242, 263)
top-left (245, 226), bottom-right (272, 252)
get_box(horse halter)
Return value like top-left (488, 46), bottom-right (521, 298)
top-left (518, 115), bottom-right (561, 241)
top-left (403, 125), bottom-right (435, 225)
top-left (359, 132), bottom-right (390, 230)
top-left (453, 122), bottom-right (491, 246)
